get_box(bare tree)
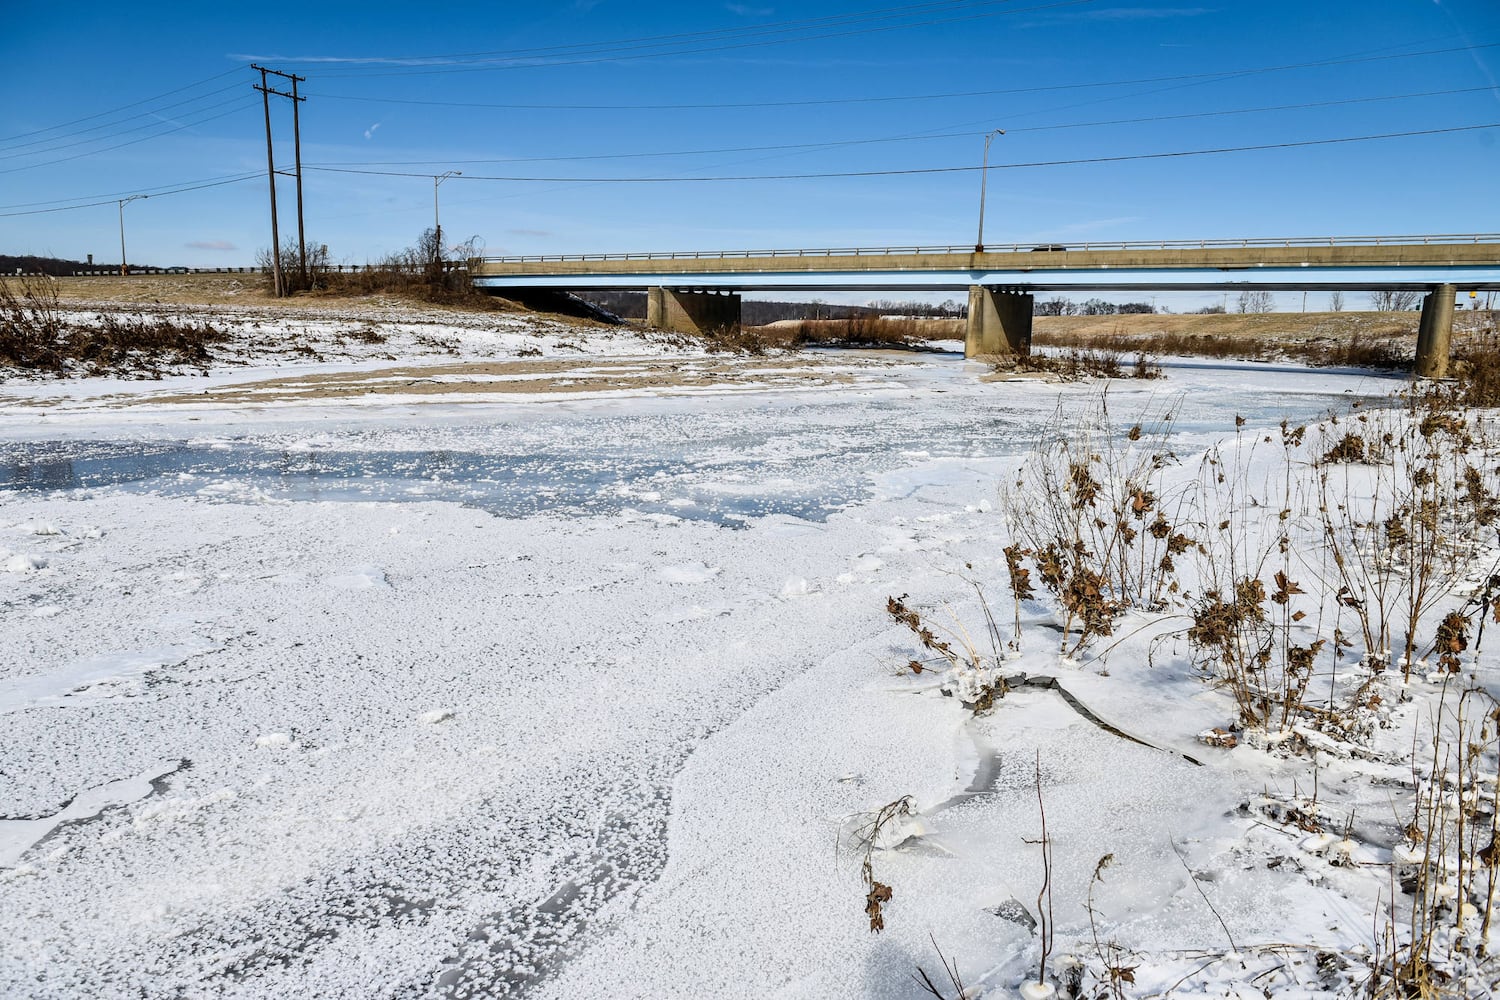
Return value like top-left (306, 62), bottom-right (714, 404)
top-left (1035, 296), bottom-right (1072, 317)
top-left (1236, 290), bottom-right (1274, 314)
top-left (255, 239), bottom-right (330, 294)
top-left (1370, 289), bottom-right (1421, 311)
top-left (1328, 290), bottom-right (1344, 312)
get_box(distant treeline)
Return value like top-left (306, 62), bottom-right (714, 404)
top-left (579, 292), bottom-right (968, 324)
top-left (1037, 296), bottom-right (1161, 315)
top-left (2, 255), bottom-right (99, 276)
top-left (580, 290), bottom-right (1179, 322)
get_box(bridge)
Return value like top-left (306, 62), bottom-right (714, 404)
top-left (472, 233), bottom-right (1500, 376)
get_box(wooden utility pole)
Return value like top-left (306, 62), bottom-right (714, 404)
top-left (251, 65), bottom-right (306, 297)
top-left (254, 66), bottom-right (282, 297)
top-left (291, 75), bottom-right (306, 285)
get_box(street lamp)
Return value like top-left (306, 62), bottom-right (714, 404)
top-left (118, 194), bottom-right (147, 276)
top-left (975, 129), bottom-right (1004, 254)
top-left (433, 171), bottom-right (461, 262)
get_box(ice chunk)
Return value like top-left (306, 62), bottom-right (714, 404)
top-left (327, 565), bottom-right (389, 589)
top-left (658, 562), bottom-right (720, 584)
top-left (780, 577), bottom-right (819, 598)
top-left (3, 554), bottom-right (47, 573)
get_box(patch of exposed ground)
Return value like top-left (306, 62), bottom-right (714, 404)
top-left (140, 355), bottom-right (895, 406)
top-left (48, 273), bottom-right (478, 313)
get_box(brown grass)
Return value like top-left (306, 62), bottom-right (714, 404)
top-left (1451, 328), bottom-right (1500, 407)
top-left (1, 276), bottom-right (229, 375)
top-left (42, 271), bottom-right (525, 316)
top-left (740, 316), bottom-right (959, 352)
top-left (1036, 325), bottom-right (1408, 369)
top-left (1003, 348), bottom-right (1163, 381)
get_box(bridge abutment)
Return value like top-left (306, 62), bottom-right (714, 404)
top-left (965, 286), bottom-right (1032, 358)
top-left (646, 287), bottom-right (741, 335)
top-left (1414, 283), bottom-right (1455, 379)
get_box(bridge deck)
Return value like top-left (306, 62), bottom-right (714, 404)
top-left (472, 236), bottom-right (1500, 293)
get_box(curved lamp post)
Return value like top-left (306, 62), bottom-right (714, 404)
top-left (434, 171), bottom-right (461, 262)
top-left (118, 194), bottom-right (147, 276)
top-left (975, 128), bottom-right (1004, 253)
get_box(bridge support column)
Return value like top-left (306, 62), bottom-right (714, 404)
top-left (1414, 283), bottom-right (1455, 379)
top-left (646, 287), bottom-right (741, 335)
top-left (965, 286), bottom-right (1032, 358)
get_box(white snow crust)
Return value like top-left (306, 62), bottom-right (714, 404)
top-left (5, 319), bottom-right (1490, 997)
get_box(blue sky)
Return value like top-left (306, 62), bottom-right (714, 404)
top-left (2, 0), bottom-right (1498, 308)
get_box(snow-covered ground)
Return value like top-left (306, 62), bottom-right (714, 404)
top-left (2, 314), bottom-right (1494, 998)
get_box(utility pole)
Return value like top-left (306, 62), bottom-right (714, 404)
top-left (292, 75), bottom-right (306, 285)
top-left (254, 66), bottom-right (282, 297)
top-left (251, 64), bottom-right (306, 297)
top-left (434, 171), bottom-right (461, 267)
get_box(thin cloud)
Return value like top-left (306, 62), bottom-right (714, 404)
top-left (186, 240), bottom-right (237, 251)
top-left (364, 122), bottom-right (382, 140)
top-left (230, 53), bottom-right (462, 67)
top-left (1076, 6), bottom-right (1213, 18)
top-left (1051, 216), bottom-right (1144, 235)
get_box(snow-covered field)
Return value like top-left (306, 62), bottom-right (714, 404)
top-left (2, 311), bottom-right (1495, 998)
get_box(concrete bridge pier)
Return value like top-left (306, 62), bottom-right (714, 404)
top-left (965, 285), bottom-right (1033, 358)
top-left (646, 287), bottom-right (741, 335)
top-left (1414, 283), bottom-right (1456, 379)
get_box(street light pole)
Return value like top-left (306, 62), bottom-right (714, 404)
top-left (433, 171), bottom-right (461, 264)
top-left (118, 194), bottom-right (147, 276)
top-left (975, 128), bottom-right (1004, 253)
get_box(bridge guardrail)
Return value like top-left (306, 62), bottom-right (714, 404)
top-left (481, 233), bottom-right (1500, 265)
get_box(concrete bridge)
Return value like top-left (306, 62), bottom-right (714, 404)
top-left (471, 234), bottom-right (1500, 376)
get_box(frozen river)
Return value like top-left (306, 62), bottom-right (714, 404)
top-left (0, 354), bottom-right (1398, 998)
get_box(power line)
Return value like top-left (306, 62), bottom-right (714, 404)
top-left (0, 95), bottom-right (260, 164)
top-left (8, 88), bottom-right (1482, 217)
top-left (304, 0), bottom-right (1095, 77)
top-left (303, 86), bottom-right (1494, 169)
top-left (302, 0), bottom-right (1025, 66)
top-left (0, 82), bottom-right (248, 156)
top-left (307, 40), bottom-right (1500, 108)
top-left (0, 68), bottom-right (243, 144)
top-left (0, 171), bottom-right (273, 211)
top-left (0, 99), bottom-right (260, 176)
top-left (0, 173), bottom-right (264, 218)
top-left (301, 123), bottom-right (1500, 183)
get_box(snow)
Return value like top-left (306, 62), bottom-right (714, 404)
top-left (1, 312), bottom-right (1491, 997)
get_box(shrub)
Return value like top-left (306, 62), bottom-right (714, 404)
top-left (1006, 348), bottom-right (1162, 381)
top-left (1001, 395), bottom-right (1193, 654)
top-left (0, 276), bottom-right (227, 375)
top-left (0, 275), bottom-right (66, 368)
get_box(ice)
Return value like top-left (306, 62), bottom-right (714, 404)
top-left (0, 760), bottom-right (184, 868)
top-left (780, 576), bottom-right (820, 597)
top-left (0, 643), bottom-right (215, 714)
top-left (327, 565), bottom-right (389, 589)
top-left (658, 561), bottom-right (720, 584)
top-left (0, 338), bottom-right (1449, 997)
top-left (2, 553), bottom-right (46, 573)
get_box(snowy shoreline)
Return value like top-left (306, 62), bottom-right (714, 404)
top-left (2, 310), bottom-right (1493, 998)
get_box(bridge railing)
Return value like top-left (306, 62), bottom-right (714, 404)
top-left (480, 232), bottom-right (1500, 264)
